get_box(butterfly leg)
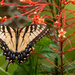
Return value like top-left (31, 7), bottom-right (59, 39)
top-left (6, 61), bottom-right (11, 71)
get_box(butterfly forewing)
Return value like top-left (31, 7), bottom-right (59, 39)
top-left (0, 25), bottom-right (16, 52)
top-left (17, 24), bottom-right (49, 53)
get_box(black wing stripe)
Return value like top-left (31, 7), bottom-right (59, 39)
top-left (2, 25), bottom-right (5, 33)
top-left (30, 25), bottom-right (33, 33)
top-left (19, 27), bottom-right (24, 32)
top-left (23, 26), bottom-right (29, 38)
top-left (6, 26), bottom-right (12, 38)
top-left (16, 28), bottom-right (19, 51)
top-left (34, 24), bottom-right (37, 31)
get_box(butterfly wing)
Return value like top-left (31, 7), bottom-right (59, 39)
top-left (0, 25), bottom-right (16, 54)
top-left (17, 24), bottom-right (49, 53)
top-left (0, 24), bottom-right (49, 71)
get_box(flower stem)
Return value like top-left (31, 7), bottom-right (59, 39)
top-left (60, 41), bottom-right (63, 75)
top-left (60, 0), bottom-right (64, 74)
top-left (55, 57), bottom-right (58, 75)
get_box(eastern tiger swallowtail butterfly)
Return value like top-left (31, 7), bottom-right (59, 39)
top-left (0, 24), bottom-right (49, 71)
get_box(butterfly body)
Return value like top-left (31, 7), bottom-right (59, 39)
top-left (0, 24), bottom-right (49, 71)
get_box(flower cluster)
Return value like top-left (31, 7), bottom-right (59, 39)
top-left (32, 12), bottom-right (45, 24)
top-left (61, 0), bottom-right (75, 4)
top-left (58, 28), bottom-right (66, 38)
top-left (0, 16), bottom-right (7, 23)
top-left (0, 0), bottom-right (5, 5)
top-left (54, 21), bottom-right (61, 27)
top-left (20, 0), bottom-right (40, 5)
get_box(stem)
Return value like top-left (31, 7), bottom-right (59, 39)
top-left (60, 41), bottom-right (63, 75)
top-left (60, 0), bottom-right (64, 75)
top-left (55, 57), bottom-right (58, 75)
top-left (46, 0), bottom-right (54, 17)
top-left (54, 0), bottom-right (60, 74)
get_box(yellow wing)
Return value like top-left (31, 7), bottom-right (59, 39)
top-left (17, 24), bottom-right (49, 53)
top-left (0, 25), bottom-right (16, 52)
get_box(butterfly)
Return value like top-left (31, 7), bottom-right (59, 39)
top-left (0, 24), bottom-right (49, 71)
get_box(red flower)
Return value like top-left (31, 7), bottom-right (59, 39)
top-left (54, 21), bottom-right (61, 26)
top-left (58, 28), bottom-right (66, 38)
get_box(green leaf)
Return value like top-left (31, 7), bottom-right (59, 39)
top-left (34, 37), bottom-right (56, 58)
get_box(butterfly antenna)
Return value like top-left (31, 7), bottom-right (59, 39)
top-left (6, 61), bottom-right (10, 72)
